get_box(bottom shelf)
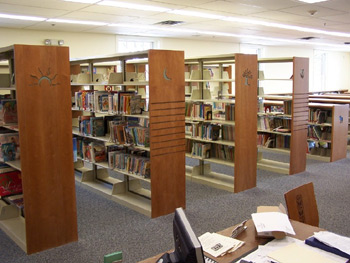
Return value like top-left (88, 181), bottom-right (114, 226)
top-left (186, 164), bottom-right (234, 192)
top-left (306, 153), bottom-right (331, 162)
top-left (0, 200), bottom-right (26, 252)
top-left (74, 162), bottom-right (152, 217)
top-left (257, 158), bottom-right (290, 175)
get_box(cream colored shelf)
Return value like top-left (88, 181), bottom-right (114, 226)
top-left (306, 154), bottom-right (330, 162)
top-left (257, 129), bottom-right (291, 136)
top-left (186, 153), bottom-right (234, 167)
top-left (257, 146), bottom-right (290, 155)
top-left (257, 158), bottom-right (290, 175)
top-left (0, 86), bottom-right (16, 90)
top-left (1, 124), bottom-right (19, 131)
top-left (113, 167), bottom-right (150, 183)
top-left (0, 216), bottom-right (26, 252)
top-left (111, 191), bottom-right (151, 217)
top-left (70, 81), bottom-right (149, 86)
top-left (185, 117), bottom-right (235, 126)
top-left (308, 122), bottom-right (332, 127)
top-left (257, 112), bottom-right (292, 118)
top-left (186, 135), bottom-right (235, 147)
top-left (186, 165), bottom-right (234, 192)
top-left (307, 138), bottom-right (332, 143)
top-left (185, 79), bottom-right (235, 83)
top-left (5, 160), bottom-right (21, 171)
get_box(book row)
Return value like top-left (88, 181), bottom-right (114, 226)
top-left (307, 125), bottom-right (332, 141)
top-left (309, 109), bottom-right (332, 124)
top-left (186, 140), bottom-right (234, 162)
top-left (257, 133), bottom-right (291, 149)
top-left (74, 90), bottom-right (145, 115)
top-left (185, 102), bottom-right (235, 121)
top-left (257, 116), bottom-right (291, 132)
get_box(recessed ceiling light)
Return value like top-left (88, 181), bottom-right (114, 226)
top-left (98, 1), bottom-right (170, 12)
top-left (0, 13), bottom-right (46, 21)
top-left (47, 18), bottom-right (107, 26)
top-left (298, 0), bottom-right (328, 3)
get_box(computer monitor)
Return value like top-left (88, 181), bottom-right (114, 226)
top-left (157, 207), bottom-right (205, 263)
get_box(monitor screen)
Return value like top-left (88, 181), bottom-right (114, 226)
top-left (157, 207), bottom-right (204, 263)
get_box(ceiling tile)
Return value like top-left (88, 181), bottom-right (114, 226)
top-left (198, 0), bottom-right (266, 15)
top-left (0, 3), bottom-right (70, 17)
top-left (321, 13), bottom-right (350, 23)
top-left (223, 0), bottom-right (302, 10)
top-left (279, 3), bottom-right (347, 18)
top-left (0, 0), bottom-right (91, 11)
top-left (26, 20), bottom-right (104, 31)
top-left (316, 0), bottom-right (350, 12)
top-left (251, 10), bottom-right (308, 22)
top-left (149, 0), bottom-right (216, 6)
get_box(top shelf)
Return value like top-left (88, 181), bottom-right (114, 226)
top-left (71, 81), bottom-right (148, 86)
top-left (185, 79), bottom-right (235, 83)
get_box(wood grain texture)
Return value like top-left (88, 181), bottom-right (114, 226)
top-left (148, 50), bottom-right (185, 218)
top-left (331, 104), bottom-right (349, 161)
top-left (14, 45), bottom-right (78, 254)
top-left (284, 182), bottom-right (319, 227)
top-left (290, 57), bottom-right (309, 175)
top-left (234, 54), bottom-right (257, 193)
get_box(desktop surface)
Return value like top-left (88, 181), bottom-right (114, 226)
top-left (139, 219), bottom-right (323, 263)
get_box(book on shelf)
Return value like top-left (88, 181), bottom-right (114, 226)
top-left (0, 170), bottom-right (22, 197)
top-left (73, 137), bottom-right (77, 162)
top-left (0, 163), bottom-right (15, 173)
top-left (91, 142), bottom-right (106, 163)
top-left (3, 194), bottom-right (25, 216)
top-left (211, 144), bottom-right (234, 162)
top-left (225, 104), bottom-right (235, 121)
top-left (0, 99), bottom-right (18, 124)
top-left (0, 133), bottom-right (19, 162)
top-left (90, 117), bottom-right (105, 137)
top-left (130, 95), bottom-right (142, 115)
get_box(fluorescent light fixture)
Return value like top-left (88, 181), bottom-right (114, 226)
top-left (47, 18), bottom-right (107, 26)
top-left (168, 10), bottom-right (224, 20)
top-left (0, 13), bottom-right (46, 21)
top-left (109, 22), bottom-right (350, 50)
top-left (62, 0), bottom-right (100, 3)
top-left (298, 0), bottom-right (328, 3)
top-left (98, 1), bottom-right (171, 12)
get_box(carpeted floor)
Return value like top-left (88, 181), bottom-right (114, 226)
top-left (0, 152), bottom-right (349, 263)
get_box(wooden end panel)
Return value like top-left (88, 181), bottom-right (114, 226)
top-left (150, 102), bottom-right (184, 111)
top-left (150, 108), bottom-right (185, 117)
top-left (293, 57), bottom-right (309, 95)
top-left (331, 104), bottom-right (349, 161)
top-left (234, 54), bottom-right (258, 192)
top-left (289, 57), bottom-right (309, 175)
top-left (14, 45), bottom-right (78, 254)
top-left (290, 129), bottom-right (307, 175)
top-left (151, 152), bottom-right (186, 218)
top-left (149, 50), bottom-right (185, 104)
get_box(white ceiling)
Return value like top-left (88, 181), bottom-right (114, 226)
top-left (0, 0), bottom-right (350, 50)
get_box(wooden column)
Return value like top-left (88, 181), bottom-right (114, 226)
top-left (234, 54), bottom-right (258, 193)
top-left (290, 57), bottom-right (309, 175)
top-left (148, 50), bottom-right (186, 218)
top-left (14, 45), bottom-right (78, 254)
top-left (331, 104), bottom-right (349, 162)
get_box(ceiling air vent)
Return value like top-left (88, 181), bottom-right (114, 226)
top-left (155, 20), bottom-right (184, 26)
top-left (299, 36), bottom-right (318, 40)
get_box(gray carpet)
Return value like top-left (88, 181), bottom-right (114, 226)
top-left (0, 152), bottom-right (349, 263)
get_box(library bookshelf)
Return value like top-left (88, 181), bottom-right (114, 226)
top-left (309, 94), bottom-right (350, 151)
top-left (257, 57), bottom-right (309, 175)
top-left (70, 50), bottom-right (185, 218)
top-left (185, 53), bottom-right (257, 193)
top-left (307, 103), bottom-right (348, 162)
top-left (0, 45), bottom-right (78, 254)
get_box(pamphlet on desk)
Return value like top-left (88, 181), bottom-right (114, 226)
top-left (199, 232), bottom-right (245, 258)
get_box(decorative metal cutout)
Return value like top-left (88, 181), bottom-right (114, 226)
top-left (296, 194), bottom-right (305, 223)
top-left (300, 69), bottom-right (305, 79)
top-left (30, 68), bottom-right (59, 87)
top-left (339, 115), bottom-right (343, 123)
top-left (242, 68), bottom-right (252, 86)
top-left (163, 68), bottom-right (171, 81)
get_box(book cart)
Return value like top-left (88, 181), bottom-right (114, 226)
top-left (71, 50), bottom-right (185, 218)
top-left (185, 53), bottom-right (258, 193)
top-left (307, 102), bottom-right (348, 161)
top-left (257, 57), bottom-right (309, 175)
top-left (0, 45), bottom-right (78, 254)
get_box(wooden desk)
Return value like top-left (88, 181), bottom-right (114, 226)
top-left (139, 219), bottom-right (322, 263)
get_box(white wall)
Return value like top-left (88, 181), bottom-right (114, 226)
top-left (0, 27), bottom-right (349, 93)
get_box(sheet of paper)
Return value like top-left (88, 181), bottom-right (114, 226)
top-left (268, 243), bottom-right (338, 263)
top-left (198, 232), bottom-right (244, 258)
top-left (240, 237), bottom-right (348, 263)
top-left (251, 212), bottom-right (295, 235)
top-left (314, 231), bottom-right (350, 255)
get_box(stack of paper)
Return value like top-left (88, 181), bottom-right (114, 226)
top-left (305, 231), bottom-right (350, 259)
top-left (251, 212), bottom-right (295, 237)
top-left (198, 232), bottom-right (244, 258)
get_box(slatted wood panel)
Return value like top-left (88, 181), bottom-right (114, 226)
top-left (234, 54), bottom-right (258, 193)
top-left (331, 104), bottom-right (349, 161)
top-left (14, 45), bottom-right (78, 254)
top-left (290, 57), bottom-right (309, 175)
top-left (148, 50), bottom-right (185, 218)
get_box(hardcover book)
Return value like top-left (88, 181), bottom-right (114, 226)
top-left (0, 99), bottom-right (18, 124)
top-left (0, 171), bottom-right (22, 197)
